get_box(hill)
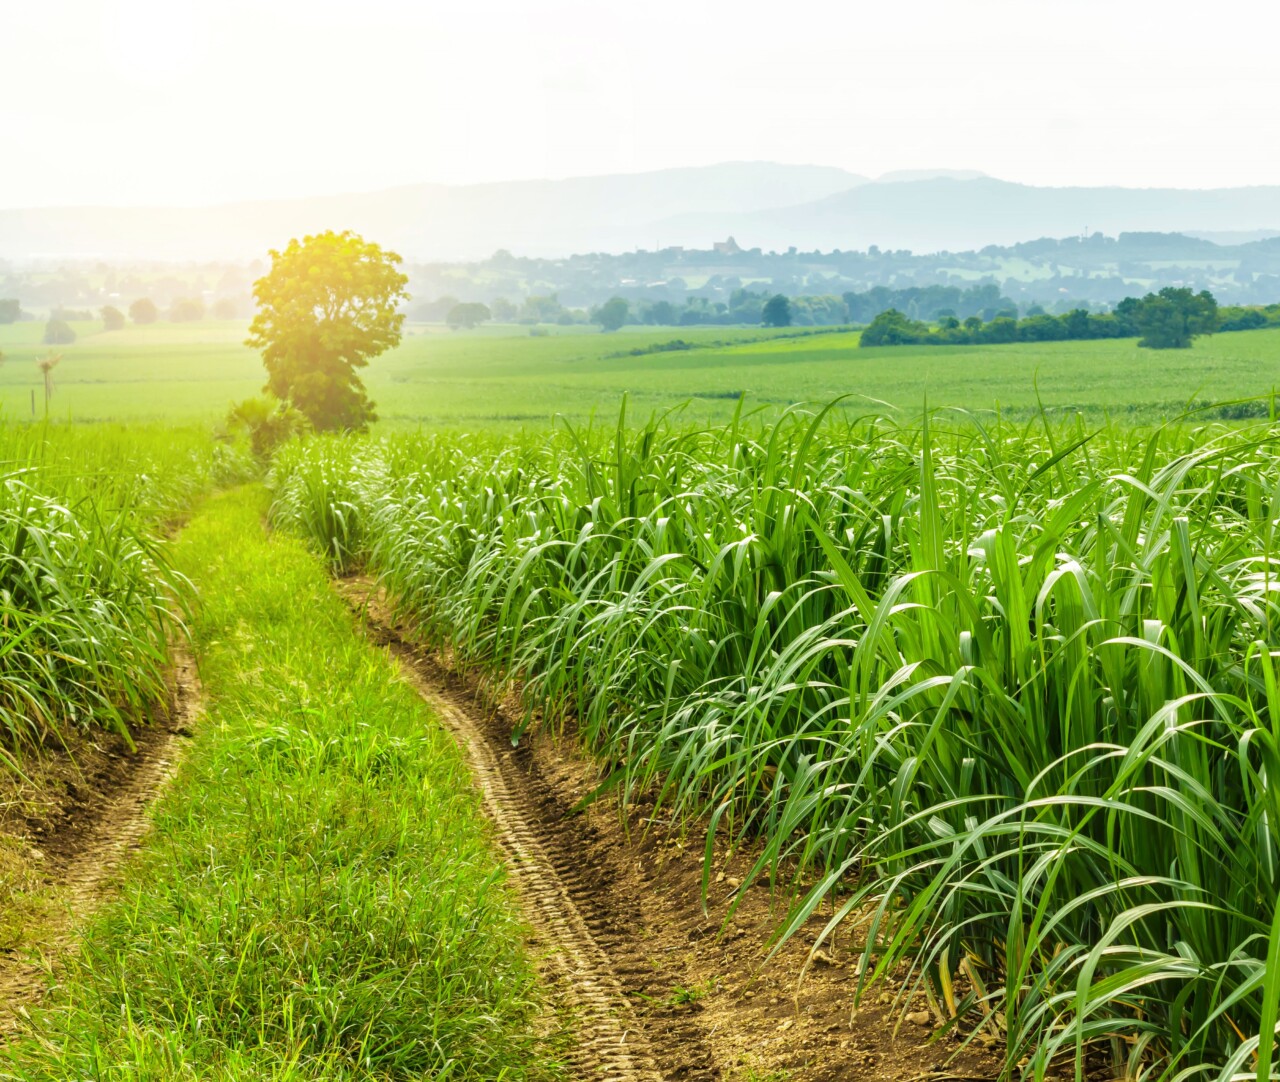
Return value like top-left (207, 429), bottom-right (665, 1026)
top-left (655, 176), bottom-right (1280, 252)
top-left (4, 166), bottom-right (1280, 262)
top-left (0, 163), bottom-right (865, 262)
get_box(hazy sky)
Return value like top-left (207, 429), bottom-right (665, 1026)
top-left (6, 0), bottom-right (1277, 208)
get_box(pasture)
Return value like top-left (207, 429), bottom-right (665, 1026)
top-left (2, 319), bottom-right (1279, 425)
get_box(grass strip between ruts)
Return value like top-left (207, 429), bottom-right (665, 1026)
top-left (2, 484), bottom-right (557, 1081)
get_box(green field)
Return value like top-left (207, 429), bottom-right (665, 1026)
top-left (272, 410), bottom-right (1280, 1081)
top-left (4, 310), bottom-right (1280, 1080)
top-left (3, 319), bottom-right (1279, 425)
top-left (0, 426), bottom-right (557, 1079)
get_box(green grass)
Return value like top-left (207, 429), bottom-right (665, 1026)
top-left (4, 319), bottom-right (1279, 426)
top-left (270, 408), bottom-right (1280, 1082)
top-left (3, 485), bottom-right (557, 1081)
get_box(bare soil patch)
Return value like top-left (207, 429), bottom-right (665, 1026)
top-left (0, 647), bottom-right (202, 1034)
top-left (337, 578), bottom-right (1000, 1082)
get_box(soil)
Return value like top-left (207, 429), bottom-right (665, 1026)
top-left (0, 647), bottom-right (202, 1034)
top-left (336, 579), bottom-right (1001, 1082)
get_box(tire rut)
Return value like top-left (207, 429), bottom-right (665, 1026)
top-left (0, 645), bottom-right (203, 1035)
top-left (382, 646), bottom-right (668, 1081)
top-left (56, 648), bottom-right (201, 920)
top-left (341, 582), bottom-right (1007, 1082)
top-left (343, 587), bottom-right (717, 1082)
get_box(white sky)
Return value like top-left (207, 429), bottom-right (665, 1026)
top-left (5, 0), bottom-right (1278, 208)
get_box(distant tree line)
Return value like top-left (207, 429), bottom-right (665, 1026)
top-left (29, 295), bottom-right (244, 346)
top-left (412, 282), bottom-right (1021, 330)
top-left (860, 289), bottom-right (1274, 350)
top-left (407, 282), bottom-right (1280, 342)
top-left (845, 283), bottom-right (1016, 324)
top-left (414, 288), bottom-right (833, 330)
top-left (397, 231), bottom-right (1280, 320)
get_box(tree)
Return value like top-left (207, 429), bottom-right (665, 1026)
top-left (1134, 287), bottom-right (1218, 349)
top-left (170, 297), bottom-right (205, 321)
top-left (490, 296), bottom-right (518, 322)
top-left (643, 300), bottom-right (678, 325)
top-left (1218, 307), bottom-right (1267, 332)
top-left (411, 295), bottom-right (458, 322)
top-left (212, 298), bottom-right (239, 320)
top-left (446, 302), bottom-right (491, 329)
top-left (728, 289), bottom-right (765, 324)
top-left (978, 316), bottom-right (1020, 344)
top-left (246, 230), bottom-right (409, 431)
top-left (859, 309), bottom-right (927, 346)
top-left (130, 298), bottom-right (158, 324)
top-left (101, 305), bottom-right (125, 331)
top-left (521, 294), bottom-right (566, 323)
top-left (1061, 308), bottom-right (1092, 340)
top-left (0, 299), bottom-right (20, 324)
top-left (593, 296), bottom-right (629, 332)
top-left (43, 318), bottom-right (76, 345)
top-left (762, 294), bottom-right (792, 328)
top-left (1018, 314), bottom-right (1067, 342)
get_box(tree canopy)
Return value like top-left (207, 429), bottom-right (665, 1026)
top-left (860, 308), bottom-right (928, 346)
top-left (169, 297), bottom-right (205, 322)
top-left (129, 298), bottom-right (158, 324)
top-left (593, 297), bottom-right (629, 332)
top-left (446, 302), bottom-right (491, 330)
top-left (101, 305), bottom-right (125, 331)
top-left (858, 288), bottom-right (1243, 349)
top-left (43, 318), bottom-right (76, 345)
top-left (762, 294), bottom-right (792, 327)
top-left (246, 230), bottom-right (409, 431)
top-left (1133, 287), bottom-right (1218, 349)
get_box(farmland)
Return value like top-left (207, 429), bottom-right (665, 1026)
top-left (269, 408), bottom-right (1280, 1081)
top-left (2, 318), bottom-right (1280, 424)
top-left (0, 436), bottom-right (558, 1079)
top-left (1, 319), bottom-right (1280, 1080)
top-left (8, 0), bottom-right (1280, 1076)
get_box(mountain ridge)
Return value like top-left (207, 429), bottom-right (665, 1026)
top-left (2, 164), bottom-right (1278, 262)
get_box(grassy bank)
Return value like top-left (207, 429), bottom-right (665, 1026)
top-left (3, 485), bottom-right (556, 1081)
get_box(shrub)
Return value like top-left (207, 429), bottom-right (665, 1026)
top-left (225, 395), bottom-right (311, 458)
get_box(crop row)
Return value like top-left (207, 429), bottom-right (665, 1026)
top-left (0, 424), bottom-right (253, 754)
top-left (271, 405), bottom-right (1280, 1081)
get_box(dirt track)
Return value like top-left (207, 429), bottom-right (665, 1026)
top-left (0, 648), bottom-right (201, 1034)
top-left (339, 580), bottom-right (999, 1082)
top-left (0, 580), bottom-right (998, 1079)
top-left (389, 645), bottom-right (669, 1081)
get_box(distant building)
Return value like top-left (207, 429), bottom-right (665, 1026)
top-left (713, 237), bottom-right (743, 256)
